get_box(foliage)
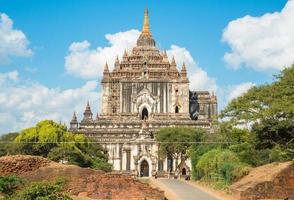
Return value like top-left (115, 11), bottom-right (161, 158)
top-left (221, 65), bottom-right (294, 123)
top-left (0, 175), bottom-right (24, 196)
top-left (195, 149), bottom-right (250, 188)
top-left (9, 179), bottom-right (72, 200)
top-left (268, 145), bottom-right (289, 163)
top-left (190, 144), bottom-right (218, 180)
top-left (15, 120), bottom-right (69, 156)
top-left (13, 120), bottom-right (111, 171)
top-left (252, 118), bottom-right (294, 150)
top-left (156, 127), bottom-right (206, 166)
top-left (0, 133), bottom-right (19, 156)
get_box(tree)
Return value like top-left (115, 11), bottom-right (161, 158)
top-left (0, 133), bottom-right (19, 156)
top-left (221, 65), bottom-right (294, 124)
top-left (220, 65), bottom-right (294, 154)
top-left (156, 127), bottom-right (206, 170)
top-left (14, 120), bottom-right (111, 171)
top-left (252, 118), bottom-right (294, 150)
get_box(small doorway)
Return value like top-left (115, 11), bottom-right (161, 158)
top-left (175, 106), bottom-right (179, 113)
top-left (181, 168), bottom-right (187, 175)
top-left (141, 107), bottom-right (148, 120)
top-left (140, 160), bottom-right (149, 177)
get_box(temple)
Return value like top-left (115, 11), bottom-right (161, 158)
top-left (70, 8), bottom-right (217, 177)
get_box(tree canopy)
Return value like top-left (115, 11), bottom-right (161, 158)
top-left (156, 127), bottom-right (206, 166)
top-left (221, 65), bottom-right (294, 123)
top-left (10, 120), bottom-right (111, 171)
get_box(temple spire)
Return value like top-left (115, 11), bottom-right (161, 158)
top-left (103, 62), bottom-right (109, 73)
top-left (171, 56), bottom-right (176, 66)
top-left (181, 62), bottom-right (187, 79)
top-left (70, 111), bottom-right (78, 129)
top-left (142, 7), bottom-right (151, 35)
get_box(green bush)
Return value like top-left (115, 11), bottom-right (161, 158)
top-left (195, 149), bottom-right (250, 188)
top-left (0, 175), bottom-right (24, 196)
top-left (10, 179), bottom-right (72, 200)
top-left (269, 145), bottom-right (288, 162)
top-left (190, 144), bottom-right (219, 180)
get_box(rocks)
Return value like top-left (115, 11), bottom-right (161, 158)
top-left (0, 155), bottom-right (165, 200)
top-left (230, 161), bottom-right (294, 200)
top-left (0, 155), bottom-right (51, 176)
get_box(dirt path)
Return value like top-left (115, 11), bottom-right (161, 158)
top-left (150, 178), bottom-right (228, 200)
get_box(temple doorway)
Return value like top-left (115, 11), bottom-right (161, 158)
top-left (181, 168), bottom-right (187, 175)
top-left (175, 106), bottom-right (179, 113)
top-left (141, 107), bottom-right (148, 120)
top-left (140, 160), bottom-right (149, 177)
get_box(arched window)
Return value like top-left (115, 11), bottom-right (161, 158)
top-left (175, 106), bottom-right (179, 113)
top-left (141, 107), bottom-right (148, 120)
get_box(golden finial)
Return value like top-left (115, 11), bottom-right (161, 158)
top-left (142, 7), bottom-right (151, 35)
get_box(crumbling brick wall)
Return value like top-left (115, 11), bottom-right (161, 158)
top-left (230, 161), bottom-right (294, 200)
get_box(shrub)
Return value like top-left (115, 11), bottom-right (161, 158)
top-left (269, 145), bottom-right (288, 162)
top-left (195, 149), bottom-right (250, 188)
top-left (0, 175), bottom-right (24, 196)
top-left (10, 179), bottom-right (72, 200)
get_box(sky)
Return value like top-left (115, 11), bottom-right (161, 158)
top-left (0, 0), bottom-right (293, 134)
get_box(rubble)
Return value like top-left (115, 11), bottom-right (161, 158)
top-left (230, 161), bottom-right (294, 200)
top-left (0, 155), bottom-right (165, 200)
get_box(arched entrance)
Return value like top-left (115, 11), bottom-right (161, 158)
top-left (175, 106), bottom-right (179, 113)
top-left (140, 160), bottom-right (149, 177)
top-left (141, 107), bottom-right (148, 120)
top-left (181, 168), bottom-right (187, 175)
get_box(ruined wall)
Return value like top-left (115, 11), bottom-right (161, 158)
top-left (230, 161), bottom-right (294, 200)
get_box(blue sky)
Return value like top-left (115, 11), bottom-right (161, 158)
top-left (0, 0), bottom-right (292, 134)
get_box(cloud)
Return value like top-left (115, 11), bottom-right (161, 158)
top-left (0, 71), bottom-right (100, 135)
top-left (167, 45), bottom-right (217, 92)
top-left (222, 1), bottom-right (294, 71)
top-left (0, 13), bottom-right (33, 64)
top-left (65, 29), bottom-right (140, 79)
top-left (227, 82), bottom-right (255, 101)
top-left (218, 82), bottom-right (255, 109)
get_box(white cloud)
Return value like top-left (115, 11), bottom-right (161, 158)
top-left (0, 71), bottom-right (100, 135)
top-left (222, 0), bottom-right (294, 71)
top-left (218, 82), bottom-right (255, 110)
top-left (227, 82), bottom-right (255, 101)
top-left (167, 45), bottom-right (217, 92)
top-left (65, 29), bottom-right (140, 79)
top-left (0, 13), bottom-right (33, 64)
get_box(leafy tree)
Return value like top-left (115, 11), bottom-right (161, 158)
top-left (252, 118), bottom-right (294, 150)
top-left (0, 175), bottom-right (24, 197)
top-left (0, 133), bottom-right (19, 156)
top-left (221, 65), bottom-right (294, 123)
top-left (14, 120), bottom-right (111, 171)
top-left (156, 127), bottom-right (206, 169)
top-left (220, 66), bottom-right (294, 157)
